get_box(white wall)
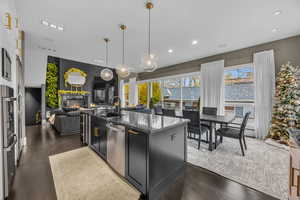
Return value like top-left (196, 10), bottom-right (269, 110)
top-left (0, 0), bottom-right (24, 199)
top-left (24, 37), bottom-right (48, 87)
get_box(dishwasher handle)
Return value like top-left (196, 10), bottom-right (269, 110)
top-left (106, 124), bottom-right (124, 132)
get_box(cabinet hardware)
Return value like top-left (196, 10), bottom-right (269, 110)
top-left (128, 130), bottom-right (139, 135)
top-left (94, 128), bottom-right (100, 136)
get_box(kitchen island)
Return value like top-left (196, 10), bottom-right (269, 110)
top-left (88, 110), bottom-right (188, 200)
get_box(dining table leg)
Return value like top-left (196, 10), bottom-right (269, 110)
top-left (208, 122), bottom-right (215, 151)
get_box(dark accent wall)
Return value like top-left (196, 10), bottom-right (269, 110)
top-left (47, 56), bottom-right (118, 103)
top-left (138, 35), bottom-right (300, 80)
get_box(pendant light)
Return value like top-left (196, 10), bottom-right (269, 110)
top-left (116, 24), bottom-right (131, 78)
top-left (100, 38), bottom-right (114, 81)
top-left (141, 1), bottom-right (158, 72)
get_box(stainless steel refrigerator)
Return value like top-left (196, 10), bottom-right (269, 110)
top-left (0, 85), bottom-right (17, 199)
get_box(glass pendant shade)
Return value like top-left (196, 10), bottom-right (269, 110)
top-left (141, 54), bottom-right (158, 72)
top-left (100, 38), bottom-right (114, 81)
top-left (100, 68), bottom-right (113, 81)
top-left (116, 64), bottom-right (130, 78)
top-left (116, 24), bottom-right (131, 78)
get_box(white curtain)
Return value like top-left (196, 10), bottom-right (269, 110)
top-left (129, 78), bottom-right (138, 106)
top-left (119, 80), bottom-right (125, 107)
top-left (200, 60), bottom-right (225, 115)
top-left (253, 50), bottom-right (275, 139)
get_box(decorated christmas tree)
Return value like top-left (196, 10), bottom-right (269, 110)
top-left (268, 62), bottom-right (300, 144)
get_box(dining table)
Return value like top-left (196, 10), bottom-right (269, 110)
top-left (174, 110), bottom-right (235, 151)
top-left (199, 114), bottom-right (235, 151)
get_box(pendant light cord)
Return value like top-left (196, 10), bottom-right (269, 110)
top-left (148, 7), bottom-right (151, 56)
top-left (105, 40), bottom-right (108, 67)
top-left (122, 29), bottom-right (125, 65)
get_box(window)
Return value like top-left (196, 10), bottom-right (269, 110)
top-left (138, 82), bottom-right (148, 106)
top-left (124, 83), bottom-right (129, 106)
top-left (182, 75), bottom-right (200, 108)
top-left (151, 81), bottom-right (162, 106)
top-left (163, 78), bottom-right (182, 109)
top-left (136, 73), bottom-right (200, 110)
top-left (224, 64), bottom-right (255, 133)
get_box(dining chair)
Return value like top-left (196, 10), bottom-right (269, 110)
top-left (154, 105), bottom-right (163, 115)
top-left (183, 110), bottom-right (209, 149)
top-left (162, 108), bottom-right (176, 117)
top-left (201, 107), bottom-right (218, 141)
top-left (215, 112), bottom-right (251, 156)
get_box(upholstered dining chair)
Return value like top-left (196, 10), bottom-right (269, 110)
top-left (215, 112), bottom-right (251, 156)
top-left (182, 110), bottom-right (209, 149)
top-left (162, 108), bottom-right (176, 117)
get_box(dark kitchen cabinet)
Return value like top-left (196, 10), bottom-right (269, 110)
top-left (91, 116), bottom-right (107, 159)
top-left (126, 129), bottom-right (148, 194)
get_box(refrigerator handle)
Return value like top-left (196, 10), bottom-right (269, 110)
top-left (1, 97), bottom-right (17, 102)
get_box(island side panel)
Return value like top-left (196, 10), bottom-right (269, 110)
top-left (148, 124), bottom-right (186, 200)
top-left (125, 128), bottom-right (148, 194)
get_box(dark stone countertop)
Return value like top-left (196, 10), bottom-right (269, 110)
top-left (288, 128), bottom-right (300, 148)
top-left (89, 110), bottom-right (188, 134)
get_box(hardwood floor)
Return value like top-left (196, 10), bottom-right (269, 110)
top-left (9, 125), bottom-right (278, 200)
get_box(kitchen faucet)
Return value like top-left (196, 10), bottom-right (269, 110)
top-left (112, 96), bottom-right (121, 116)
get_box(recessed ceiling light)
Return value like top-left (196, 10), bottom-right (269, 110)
top-left (272, 28), bottom-right (279, 33)
top-left (273, 10), bottom-right (282, 16)
top-left (57, 26), bottom-right (64, 31)
top-left (50, 24), bottom-right (57, 29)
top-left (168, 49), bottom-right (173, 53)
top-left (192, 40), bottom-right (198, 45)
top-left (41, 20), bottom-right (49, 26)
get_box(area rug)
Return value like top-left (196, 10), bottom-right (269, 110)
top-left (187, 137), bottom-right (289, 200)
top-left (49, 147), bottom-right (140, 200)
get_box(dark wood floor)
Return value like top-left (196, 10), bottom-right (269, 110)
top-left (9, 125), bottom-right (278, 200)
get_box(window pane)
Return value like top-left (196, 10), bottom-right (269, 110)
top-left (182, 75), bottom-right (200, 109)
top-left (151, 81), bottom-right (162, 105)
top-left (224, 64), bottom-right (255, 135)
top-left (138, 82), bottom-right (148, 106)
top-left (124, 83), bottom-right (129, 106)
top-left (163, 78), bottom-right (181, 109)
top-left (225, 65), bottom-right (254, 101)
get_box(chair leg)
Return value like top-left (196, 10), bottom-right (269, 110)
top-left (243, 136), bottom-right (247, 150)
top-left (206, 132), bottom-right (208, 142)
top-left (220, 136), bottom-right (223, 143)
top-left (198, 134), bottom-right (201, 150)
top-left (214, 133), bottom-right (217, 149)
top-left (239, 139), bottom-right (245, 156)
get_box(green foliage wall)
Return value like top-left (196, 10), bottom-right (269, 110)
top-left (46, 63), bottom-right (59, 108)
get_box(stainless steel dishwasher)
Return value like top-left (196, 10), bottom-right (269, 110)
top-left (106, 123), bottom-right (126, 177)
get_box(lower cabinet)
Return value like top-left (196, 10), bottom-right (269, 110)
top-left (91, 116), bottom-right (107, 159)
top-left (126, 129), bottom-right (147, 194)
top-left (289, 147), bottom-right (300, 200)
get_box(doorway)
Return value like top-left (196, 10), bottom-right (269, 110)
top-left (25, 88), bottom-right (42, 126)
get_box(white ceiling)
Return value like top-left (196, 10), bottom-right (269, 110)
top-left (16, 0), bottom-right (300, 71)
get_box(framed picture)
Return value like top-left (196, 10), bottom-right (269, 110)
top-left (2, 48), bottom-right (12, 81)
